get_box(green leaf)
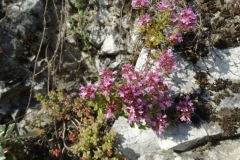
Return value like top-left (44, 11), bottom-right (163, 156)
top-left (0, 125), bottom-right (6, 138)
top-left (87, 101), bottom-right (95, 107)
top-left (138, 124), bottom-right (146, 130)
top-left (15, 130), bottom-right (44, 139)
top-left (98, 109), bottom-right (102, 116)
top-left (0, 146), bottom-right (5, 160)
top-left (94, 103), bottom-right (99, 111)
top-left (106, 96), bottom-right (110, 102)
top-left (78, 10), bottom-right (85, 16)
top-left (172, 27), bottom-right (180, 33)
top-left (0, 130), bottom-right (44, 143)
top-left (130, 123), bottom-right (135, 128)
top-left (5, 124), bottom-right (15, 138)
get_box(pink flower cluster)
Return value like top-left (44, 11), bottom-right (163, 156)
top-left (104, 100), bottom-right (117, 119)
top-left (132, 0), bottom-right (150, 8)
top-left (156, 1), bottom-right (171, 11)
top-left (134, 0), bottom-right (197, 44)
top-left (79, 82), bottom-right (97, 99)
top-left (176, 95), bottom-right (194, 123)
top-left (137, 13), bottom-right (151, 27)
top-left (166, 31), bottom-right (183, 44)
top-left (98, 70), bottom-right (117, 96)
top-left (79, 58), bottom-right (195, 133)
top-left (155, 49), bottom-right (177, 74)
top-left (173, 7), bottom-right (197, 30)
top-left (145, 113), bottom-right (168, 134)
top-left (118, 64), bottom-right (172, 133)
top-left (79, 61), bottom-right (175, 134)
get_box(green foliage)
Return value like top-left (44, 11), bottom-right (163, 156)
top-left (0, 124), bottom-right (44, 159)
top-left (35, 89), bottom-right (127, 159)
top-left (0, 146), bottom-right (4, 160)
top-left (74, 2), bottom-right (86, 9)
top-left (140, 11), bottom-right (172, 50)
top-left (68, 2), bottom-right (93, 51)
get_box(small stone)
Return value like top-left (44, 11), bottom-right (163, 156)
top-left (101, 33), bottom-right (126, 54)
top-left (98, 0), bottom-right (109, 8)
top-left (89, 25), bottom-right (107, 47)
top-left (95, 9), bottom-right (110, 24)
top-left (11, 109), bottom-right (20, 120)
top-left (121, 15), bottom-right (131, 29)
top-left (108, 54), bottom-right (129, 69)
top-left (234, 15), bottom-right (240, 23)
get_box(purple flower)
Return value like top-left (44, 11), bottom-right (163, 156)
top-left (174, 7), bottom-right (197, 30)
top-left (104, 100), bottom-right (117, 119)
top-left (121, 64), bottom-right (145, 84)
top-left (98, 69), bottom-right (117, 96)
top-left (118, 84), bottom-right (143, 105)
top-left (145, 113), bottom-right (168, 134)
top-left (144, 71), bottom-right (164, 93)
top-left (126, 105), bottom-right (145, 124)
top-left (155, 49), bottom-right (177, 74)
top-left (156, 1), bottom-right (171, 11)
top-left (122, 64), bottom-right (134, 81)
top-left (137, 13), bottom-right (151, 27)
top-left (160, 93), bottom-right (172, 110)
top-left (166, 31), bottom-right (183, 44)
top-left (176, 95), bottom-right (194, 123)
top-left (79, 82), bottom-right (97, 99)
top-left (132, 0), bottom-right (150, 8)
top-left (99, 69), bottom-right (117, 77)
top-left (119, 62), bottom-right (174, 133)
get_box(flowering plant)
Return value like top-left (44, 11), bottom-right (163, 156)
top-left (80, 62), bottom-right (173, 134)
top-left (176, 95), bottom-right (195, 123)
top-left (79, 49), bottom-right (194, 134)
top-left (131, 0), bottom-right (150, 8)
top-left (134, 0), bottom-right (197, 50)
top-left (79, 0), bottom-right (197, 134)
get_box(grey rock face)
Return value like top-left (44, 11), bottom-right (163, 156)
top-left (126, 19), bottom-right (142, 54)
top-left (16, 105), bottom-right (52, 135)
top-left (0, 0), bottom-right (60, 129)
top-left (101, 32), bottom-right (126, 54)
top-left (89, 25), bottom-right (107, 47)
top-left (0, 0), bottom-right (5, 19)
top-left (121, 14), bottom-right (131, 29)
top-left (95, 54), bottom-right (129, 71)
top-left (111, 116), bottom-right (225, 159)
top-left (111, 117), bottom-right (160, 160)
top-left (0, 0), bottom-right (44, 81)
top-left (139, 139), bottom-right (240, 160)
top-left (95, 9), bottom-right (111, 24)
top-left (98, 0), bottom-right (109, 8)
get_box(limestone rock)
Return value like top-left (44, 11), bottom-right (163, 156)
top-left (139, 139), bottom-right (240, 160)
top-left (121, 14), bottom-right (131, 29)
top-left (89, 25), bottom-right (108, 47)
top-left (16, 106), bottom-right (52, 135)
top-left (111, 117), bottom-right (160, 160)
top-left (126, 19), bottom-right (142, 54)
top-left (98, 0), bottom-right (109, 8)
top-left (101, 33), bottom-right (126, 54)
